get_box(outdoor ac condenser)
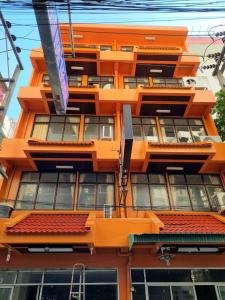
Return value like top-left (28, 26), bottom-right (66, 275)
top-left (182, 76), bottom-right (210, 90)
top-left (212, 192), bottom-right (225, 215)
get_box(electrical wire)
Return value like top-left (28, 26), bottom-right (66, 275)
top-left (0, 22), bottom-right (221, 38)
top-left (2, 13), bottom-right (225, 28)
top-left (202, 36), bottom-right (224, 63)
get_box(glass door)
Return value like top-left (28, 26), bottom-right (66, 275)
top-left (147, 286), bottom-right (171, 300)
top-left (195, 285), bottom-right (218, 300)
top-left (0, 287), bottom-right (13, 300)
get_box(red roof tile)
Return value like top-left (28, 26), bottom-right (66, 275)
top-left (7, 214), bottom-right (89, 234)
top-left (157, 214), bottom-right (225, 234)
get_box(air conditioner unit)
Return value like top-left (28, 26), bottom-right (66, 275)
top-left (199, 136), bottom-right (222, 142)
top-left (182, 76), bottom-right (210, 90)
top-left (177, 131), bottom-right (192, 143)
top-left (101, 125), bottom-right (113, 140)
top-left (146, 136), bottom-right (158, 142)
top-left (102, 83), bottom-right (113, 90)
top-left (212, 192), bottom-right (225, 214)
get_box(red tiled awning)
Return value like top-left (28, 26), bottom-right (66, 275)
top-left (157, 214), bottom-right (225, 234)
top-left (7, 214), bottom-right (89, 234)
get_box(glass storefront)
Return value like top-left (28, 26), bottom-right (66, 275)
top-left (0, 269), bottom-right (118, 300)
top-left (131, 269), bottom-right (225, 300)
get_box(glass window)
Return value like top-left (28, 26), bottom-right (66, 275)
top-left (131, 173), bottom-right (224, 212)
top-left (55, 184), bottom-right (74, 209)
top-left (131, 270), bottom-right (144, 282)
top-left (16, 271), bottom-right (42, 283)
top-left (84, 116), bottom-right (114, 140)
top-left (58, 173), bottom-right (76, 183)
top-left (0, 271), bottom-right (16, 284)
top-left (79, 173), bottom-right (97, 183)
top-left (78, 185), bottom-right (96, 209)
top-left (40, 172), bottom-right (58, 182)
top-left (63, 124), bottom-right (79, 141)
top-left (152, 78), bottom-right (183, 88)
top-left (84, 124), bottom-right (98, 140)
top-left (121, 46), bottom-right (133, 52)
top-left (35, 183), bottom-right (56, 209)
top-left (148, 287), bottom-right (171, 300)
top-left (132, 184), bottom-right (150, 208)
top-left (78, 173), bottom-right (115, 210)
top-left (31, 115), bottom-right (80, 141)
top-left (47, 123), bottom-right (63, 140)
top-left (169, 174), bottom-right (186, 185)
top-left (85, 285), bottom-right (117, 300)
top-left (171, 186), bottom-right (191, 210)
top-left (145, 269), bottom-right (192, 282)
top-left (132, 285), bottom-right (146, 300)
top-left (150, 185), bottom-right (169, 210)
top-left (97, 184), bottom-right (114, 208)
top-left (21, 172), bottom-right (39, 182)
top-left (132, 117), bottom-right (158, 141)
top-left (32, 124), bottom-right (48, 140)
top-left (148, 174), bottom-right (165, 184)
top-left (16, 183), bottom-right (37, 209)
top-left (189, 185), bottom-right (210, 211)
top-left (186, 175), bottom-right (203, 184)
top-left (124, 77), bottom-right (148, 89)
top-left (219, 286), bottom-right (225, 299)
top-left (85, 269), bottom-right (117, 283)
top-left (176, 126), bottom-right (192, 143)
top-left (131, 174), bottom-right (148, 184)
top-left (161, 125), bottom-right (177, 143)
top-left (68, 75), bottom-right (82, 87)
top-left (44, 270), bottom-right (72, 283)
top-left (41, 285), bottom-right (70, 300)
top-left (159, 118), bottom-right (207, 143)
top-left (191, 126), bottom-right (206, 142)
top-left (100, 45), bottom-right (112, 51)
top-left (51, 116), bottom-right (65, 123)
top-left (172, 286), bottom-right (195, 300)
top-left (12, 286), bottom-right (39, 300)
top-left (203, 175), bottom-right (222, 185)
top-left (88, 76), bottom-right (114, 89)
top-left (133, 125), bottom-right (143, 140)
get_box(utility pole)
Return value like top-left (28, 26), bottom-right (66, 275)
top-left (212, 38), bottom-right (225, 89)
top-left (0, 10), bottom-right (23, 70)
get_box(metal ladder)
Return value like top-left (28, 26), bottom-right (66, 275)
top-left (69, 263), bottom-right (85, 300)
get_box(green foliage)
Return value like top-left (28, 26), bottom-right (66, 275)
top-left (214, 89), bottom-right (225, 141)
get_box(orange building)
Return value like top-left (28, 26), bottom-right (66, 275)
top-left (0, 24), bottom-right (224, 300)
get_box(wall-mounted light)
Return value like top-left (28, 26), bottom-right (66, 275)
top-left (145, 36), bottom-right (156, 41)
top-left (71, 66), bottom-right (84, 70)
top-left (28, 247), bottom-right (74, 253)
top-left (178, 247), bottom-right (219, 253)
top-left (74, 34), bottom-right (83, 39)
top-left (56, 165), bottom-right (74, 170)
top-left (150, 69), bottom-right (162, 73)
top-left (156, 109), bottom-right (171, 114)
top-left (66, 107), bottom-right (80, 111)
top-left (166, 166), bottom-right (184, 171)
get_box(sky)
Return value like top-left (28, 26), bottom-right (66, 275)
top-left (1, 6), bottom-right (225, 119)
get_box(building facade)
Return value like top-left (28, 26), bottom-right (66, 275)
top-left (0, 24), bottom-right (224, 300)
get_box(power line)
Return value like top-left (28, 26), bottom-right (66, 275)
top-left (2, 22), bottom-right (225, 38)
top-left (1, 14), bottom-right (225, 27)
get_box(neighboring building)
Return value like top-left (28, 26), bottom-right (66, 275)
top-left (2, 116), bottom-right (17, 138)
top-left (0, 24), bottom-right (225, 300)
top-left (187, 37), bottom-right (224, 93)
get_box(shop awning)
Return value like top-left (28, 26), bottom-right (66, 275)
top-left (129, 233), bottom-right (225, 250)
